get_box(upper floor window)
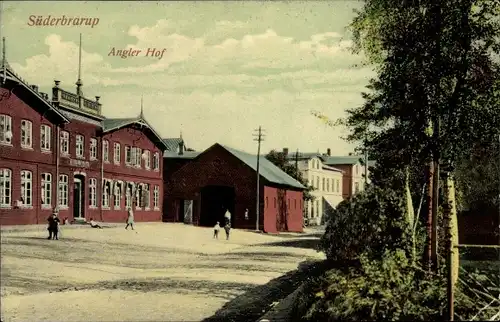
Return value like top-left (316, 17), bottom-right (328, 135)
top-left (354, 182), bottom-right (360, 193)
top-left (20, 170), bottom-right (33, 207)
top-left (114, 143), bottom-right (121, 164)
top-left (135, 148), bottom-right (142, 168)
top-left (0, 168), bottom-right (12, 207)
top-left (144, 150), bottom-right (151, 169)
top-left (90, 138), bottom-right (97, 160)
top-left (125, 146), bottom-right (131, 165)
top-left (103, 140), bottom-right (109, 162)
top-left (336, 179), bottom-right (340, 193)
top-left (322, 178), bottom-right (325, 191)
top-left (316, 177), bottom-right (319, 190)
top-left (76, 135), bottom-right (85, 158)
top-left (41, 173), bottom-right (52, 208)
top-left (0, 114), bottom-right (12, 145)
top-left (326, 178), bottom-right (330, 192)
top-left (40, 125), bottom-right (51, 151)
top-left (60, 131), bottom-right (70, 156)
top-left (153, 152), bottom-right (160, 171)
top-left (21, 120), bottom-right (33, 149)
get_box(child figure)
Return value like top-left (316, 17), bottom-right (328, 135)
top-left (224, 223), bottom-right (231, 240)
top-left (213, 222), bottom-right (220, 239)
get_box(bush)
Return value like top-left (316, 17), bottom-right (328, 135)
top-left (319, 186), bottom-right (412, 262)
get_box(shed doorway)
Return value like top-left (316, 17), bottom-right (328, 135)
top-left (200, 185), bottom-right (235, 227)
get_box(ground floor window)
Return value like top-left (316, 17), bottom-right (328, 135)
top-left (41, 173), bottom-right (52, 208)
top-left (136, 186), bottom-right (142, 209)
top-left (0, 168), bottom-right (12, 207)
top-left (20, 170), bottom-right (33, 207)
top-left (125, 185), bottom-right (132, 209)
top-left (153, 185), bottom-right (159, 209)
top-left (144, 184), bottom-right (150, 209)
top-left (102, 181), bottom-right (110, 208)
top-left (58, 175), bottom-right (68, 208)
top-left (89, 178), bottom-right (97, 207)
top-left (114, 182), bottom-right (121, 209)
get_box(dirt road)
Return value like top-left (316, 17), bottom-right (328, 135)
top-left (1, 223), bottom-right (324, 321)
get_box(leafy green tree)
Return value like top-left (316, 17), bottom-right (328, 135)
top-left (265, 150), bottom-right (315, 202)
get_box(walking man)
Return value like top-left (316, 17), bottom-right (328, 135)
top-left (125, 206), bottom-right (135, 230)
top-left (224, 222), bottom-right (231, 240)
top-left (47, 210), bottom-right (60, 240)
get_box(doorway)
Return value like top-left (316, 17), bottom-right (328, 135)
top-left (73, 176), bottom-right (85, 220)
top-left (200, 185), bottom-right (235, 227)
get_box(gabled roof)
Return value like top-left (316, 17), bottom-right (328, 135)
top-left (210, 144), bottom-right (305, 190)
top-left (0, 62), bottom-right (70, 123)
top-left (101, 116), bottom-right (168, 151)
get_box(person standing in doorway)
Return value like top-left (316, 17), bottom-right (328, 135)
top-left (213, 221), bottom-right (220, 239)
top-left (125, 206), bottom-right (135, 230)
top-left (244, 208), bottom-right (249, 220)
top-left (224, 208), bottom-right (231, 226)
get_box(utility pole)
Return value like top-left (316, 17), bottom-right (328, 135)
top-left (431, 117), bottom-right (441, 270)
top-left (253, 126), bottom-right (265, 231)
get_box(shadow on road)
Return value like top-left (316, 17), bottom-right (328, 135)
top-left (253, 238), bottom-right (321, 250)
top-left (202, 260), bottom-right (330, 322)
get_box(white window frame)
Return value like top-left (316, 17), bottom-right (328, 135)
top-left (0, 114), bottom-right (12, 145)
top-left (20, 119), bottom-right (33, 149)
top-left (0, 168), bottom-right (12, 208)
top-left (125, 185), bottom-right (132, 208)
top-left (60, 131), bottom-right (70, 156)
top-left (337, 179), bottom-right (340, 193)
top-left (103, 140), bottom-right (109, 163)
top-left (90, 138), bottom-right (97, 160)
top-left (153, 185), bottom-right (159, 210)
top-left (76, 135), bottom-right (85, 159)
top-left (89, 178), bottom-right (97, 208)
top-left (102, 181), bottom-right (110, 209)
top-left (144, 184), bottom-right (150, 210)
top-left (41, 173), bottom-right (52, 209)
top-left (125, 146), bottom-right (131, 165)
top-left (114, 183), bottom-right (121, 209)
top-left (153, 152), bottom-right (160, 171)
top-left (114, 143), bottom-right (121, 164)
top-left (40, 125), bottom-right (52, 152)
top-left (58, 175), bottom-right (69, 208)
top-left (20, 170), bottom-right (33, 207)
top-left (144, 150), bottom-right (151, 169)
top-left (135, 186), bottom-right (142, 210)
top-left (135, 148), bottom-right (142, 168)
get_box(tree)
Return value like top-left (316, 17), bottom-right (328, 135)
top-left (344, 0), bottom-right (500, 275)
top-left (265, 150), bottom-right (315, 202)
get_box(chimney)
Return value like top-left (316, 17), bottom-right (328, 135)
top-left (31, 85), bottom-right (39, 92)
top-left (178, 140), bottom-right (184, 155)
top-left (283, 148), bottom-right (289, 156)
top-left (54, 80), bottom-right (60, 87)
top-left (327, 148), bottom-right (331, 156)
top-left (95, 96), bottom-right (100, 103)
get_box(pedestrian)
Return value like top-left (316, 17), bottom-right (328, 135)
top-left (224, 208), bottom-right (231, 225)
top-left (244, 208), bottom-right (249, 220)
top-left (89, 218), bottom-right (103, 229)
top-left (224, 222), bottom-right (231, 240)
top-left (125, 206), bottom-right (135, 230)
top-left (213, 221), bottom-right (220, 239)
top-left (47, 210), bottom-right (60, 240)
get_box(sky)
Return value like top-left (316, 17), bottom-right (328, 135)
top-left (0, 0), bottom-right (374, 155)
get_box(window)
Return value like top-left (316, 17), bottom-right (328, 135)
top-left (40, 125), bottom-right (51, 151)
top-left (153, 185), bottom-right (159, 209)
top-left (58, 175), bottom-right (68, 208)
top-left (144, 184), bottom-right (150, 209)
top-left (114, 143), bottom-right (121, 164)
top-left (0, 169), bottom-right (12, 207)
top-left (336, 179), bottom-right (340, 193)
top-left (310, 201), bottom-right (314, 218)
top-left (90, 138), bottom-right (97, 160)
top-left (114, 182), bottom-right (121, 209)
top-left (315, 200), bottom-right (320, 217)
top-left (326, 178), bottom-right (330, 192)
top-left (144, 150), bottom-right (151, 169)
top-left (126, 185), bottom-right (132, 208)
top-left (41, 173), bottom-right (52, 208)
top-left (130, 147), bottom-right (136, 166)
top-left (89, 178), bottom-right (97, 207)
top-left (135, 148), bottom-right (142, 168)
top-left (102, 181), bottom-right (110, 208)
top-left (125, 146), bottom-right (131, 165)
top-left (0, 114), bottom-right (12, 145)
top-left (21, 120), bottom-right (32, 148)
top-left (20, 170), bottom-right (32, 206)
top-left (331, 180), bottom-right (334, 192)
top-left (102, 140), bottom-right (109, 162)
top-left (60, 131), bottom-right (69, 155)
top-left (316, 177), bottom-right (319, 190)
top-left (76, 135), bottom-right (84, 158)
top-left (322, 178), bottom-right (325, 191)
top-left (153, 152), bottom-right (160, 171)
top-left (274, 197), bottom-right (276, 208)
top-left (354, 182), bottom-right (360, 193)
top-left (136, 185), bottom-right (142, 209)
top-left (294, 199), bottom-right (297, 209)
top-left (356, 165), bottom-right (359, 175)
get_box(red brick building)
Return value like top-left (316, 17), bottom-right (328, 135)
top-left (0, 62), bottom-right (166, 225)
top-left (163, 143), bottom-right (305, 233)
